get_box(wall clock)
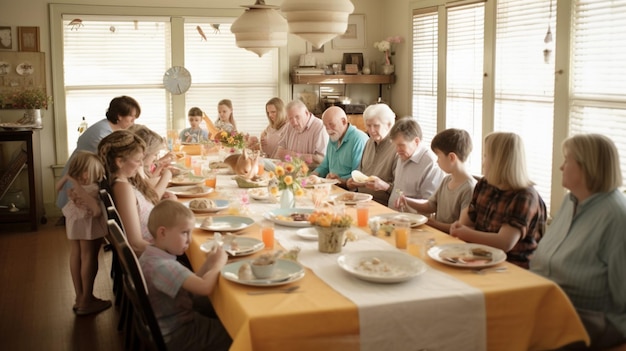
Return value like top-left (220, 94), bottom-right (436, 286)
top-left (163, 66), bottom-right (192, 95)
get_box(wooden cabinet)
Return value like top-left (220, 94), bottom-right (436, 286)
top-left (0, 130), bottom-right (45, 230)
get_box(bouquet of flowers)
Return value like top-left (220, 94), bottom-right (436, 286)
top-left (8, 87), bottom-right (52, 109)
top-left (214, 130), bottom-right (247, 151)
top-left (373, 35), bottom-right (404, 65)
top-left (308, 210), bottom-right (353, 228)
top-left (267, 154), bottom-right (309, 197)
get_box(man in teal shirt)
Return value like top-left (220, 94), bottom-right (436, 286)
top-left (313, 106), bottom-right (369, 188)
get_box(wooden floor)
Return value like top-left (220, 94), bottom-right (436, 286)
top-left (0, 217), bottom-right (124, 350)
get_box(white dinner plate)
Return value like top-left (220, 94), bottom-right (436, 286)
top-left (369, 213), bottom-right (428, 228)
top-left (167, 185), bottom-right (213, 198)
top-left (183, 199), bottom-right (229, 213)
top-left (329, 192), bottom-right (373, 205)
top-left (428, 243), bottom-right (507, 268)
top-left (264, 208), bottom-right (314, 227)
top-left (296, 227), bottom-right (318, 241)
top-left (337, 250), bottom-right (427, 283)
top-left (200, 237), bottom-right (264, 256)
top-left (195, 216), bottom-right (255, 232)
top-left (169, 175), bottom-right (205, 186)
top-left (221, 259), bottom-right (305, 286)
top-left (247, 188), bottom-right (279, 202)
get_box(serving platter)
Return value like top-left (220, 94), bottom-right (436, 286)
top-left (195, 215), bottom-right (255, 232)
top-left (337, 250), bottom-right (427, 283)
top-left (201, 237), bottom-right (264, 256)
top-left (369, 213), bottom-right (428, 228)
top-left (167, 185), bottom-right (213, 198)
top-left (264, 208), bottom-right (314, 227)
top-left (221, 259), bottom-right (305, 286)
top-left (427, 243), bottom-right (506, 268)
top-left (183, 199), bottom-right (229, 213)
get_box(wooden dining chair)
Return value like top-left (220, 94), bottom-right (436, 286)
top-left (107, 219), bottom-right (167, 351)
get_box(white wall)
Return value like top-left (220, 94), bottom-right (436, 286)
top-left (0, 0), bottom-right (409, 216)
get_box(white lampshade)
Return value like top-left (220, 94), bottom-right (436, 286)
top-left (281, 0), bottom-right (355, 48)
top-left (231, 1), bottom-right (288, 57)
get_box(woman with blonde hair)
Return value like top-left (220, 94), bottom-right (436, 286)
top-left (127, 124), bottom-right (174, 199)
top-left (531, 134), bottom-right (626, 350)
top-left (98, 130), bottom-right (159, 256)
top-left (260, 97), bottom-right (287, 158)
top-left (450, 132), bottom-right (546, 268)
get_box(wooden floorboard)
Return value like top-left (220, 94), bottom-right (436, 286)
top-left (0, 218), bottom-right (124, 350)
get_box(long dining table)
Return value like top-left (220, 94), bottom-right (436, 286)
top-left (179, 155), bottom-right (589, 351)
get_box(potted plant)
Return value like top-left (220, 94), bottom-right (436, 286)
top-left (7, 87), bottom-right (52, 128)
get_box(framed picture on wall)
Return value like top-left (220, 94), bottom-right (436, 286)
top-left (332, 14), bottom-right (366, 49)
top-left (18, 26), bottom-right (40, 52)
top-left (0, 26), bottom-right (12, 50)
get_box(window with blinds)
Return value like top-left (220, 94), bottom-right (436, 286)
top-left (184, 21), bottom-right (279, 138)
top-left (494, 0), bottom-right (556, 210)
top-left (446, 2), bottom-right (484, 175)
top-left (61, 15), bottom-right (279, 157)
top-left (411, 8), bottom-right (438, 147)
top-left (63, 17), bottom-right (171, 157)
top-left (570, 0), bottom-right (626, 184)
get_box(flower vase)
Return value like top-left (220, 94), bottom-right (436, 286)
top-left (19, 109), bottom-right (43, 129)
top-left (382, 64), bottom-right (395, 75)
top-left (316, 226), bottom-right (348, 253)
top-left (280, 189), bottom-right (295, 209)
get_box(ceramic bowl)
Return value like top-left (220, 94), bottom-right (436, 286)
top-left (250, 261), bottom-right (276, 279)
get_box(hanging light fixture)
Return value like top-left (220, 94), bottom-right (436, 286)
top-left (543, 0), bottom-right (554, 64)
top-left (281, 0), bottom-right (355, 49)
top-left (231, 0), bottom-right (288, 57)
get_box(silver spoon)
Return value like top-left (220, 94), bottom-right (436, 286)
top-left (247, 285), bottom-right (300, 295)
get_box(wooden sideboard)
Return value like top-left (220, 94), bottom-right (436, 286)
top-left (0, 129), bottom-right (45, 230)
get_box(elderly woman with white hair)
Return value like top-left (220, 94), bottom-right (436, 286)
top-left (530, 134), bottom-right (626, 350)
top-left (346, 103), bottom-right (398, 205)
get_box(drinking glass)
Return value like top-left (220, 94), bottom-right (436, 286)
top-left (393, 217), bottom-right (411, 249)
top-left (356, 203), bottom-right (369, 227)
top-left (261, 222), bottom-right (275, 249)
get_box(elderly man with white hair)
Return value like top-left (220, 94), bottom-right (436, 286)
top-left (275, 100), bottom-right (328, 168)
top-left (346, 103), bottom-right (399, 205)
top-left (312, 106), bottom-right (369, 188)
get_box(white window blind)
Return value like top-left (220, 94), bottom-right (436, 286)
top-left (570, 0), bottom-right (626, 185)
top-left (411, 8), bottom-right (438, 145)
top-left (62, 17), bottom-right (171, 157)
top-left (184, 21), bottom-right (279, 139)
top-left (446, 2), bottom-right (484, 175)
top-left (494, 0), bottom-right (556, 209)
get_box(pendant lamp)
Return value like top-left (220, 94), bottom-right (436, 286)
top-left (231, 0), bottom-right (288, 57)
top-left (281, 0), bottom-right (355, 49)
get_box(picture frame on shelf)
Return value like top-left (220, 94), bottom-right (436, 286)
top-left (306, 42), bottom-right (324, 53)
top-left (17, 26), bottom-right (39, 52)
top-left (342, 53), bottom-right (364, 71)
top-left (332, 14), bottom-right (365, 49)
top-left (0, 26), bottom-right (12, 50)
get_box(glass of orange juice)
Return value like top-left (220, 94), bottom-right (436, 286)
top-left (393, 217), bottom-right (411, 249)
top-left (261, 222), bottom-right (275, 249)
top-left (408, 232), bottom-right (436, 259)
top-left (356, 203), bottom-right (369, 227)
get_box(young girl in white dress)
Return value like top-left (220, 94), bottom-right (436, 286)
top-left (55, 150), bottom-right (111, 315)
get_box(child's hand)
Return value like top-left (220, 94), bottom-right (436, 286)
top-left (449, 221), bottom-right (466, 239)
top-left (205, 246), bottom-right (228, 269)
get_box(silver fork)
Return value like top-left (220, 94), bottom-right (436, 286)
top-left (472, 266), bottom-right (507, 275)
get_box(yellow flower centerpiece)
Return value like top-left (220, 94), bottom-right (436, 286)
top-left (309, 209), bottom-right (353, 253)
top-left (214, 130), bottom-right (247, 151)
top-left (267, 154), bottom-right (308, 208)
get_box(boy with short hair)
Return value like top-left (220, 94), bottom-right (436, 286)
top-left (397, 128), bottom-right (476, 233)
top-left (139, 200), bottom-right (231, 350)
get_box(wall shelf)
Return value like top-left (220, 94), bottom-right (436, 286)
top-left (290, 74), bottom-right (395, 85)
